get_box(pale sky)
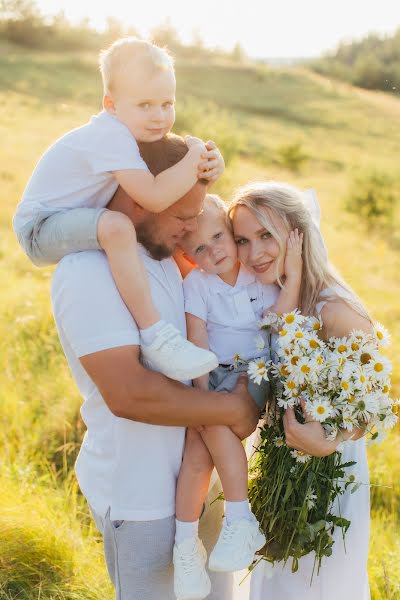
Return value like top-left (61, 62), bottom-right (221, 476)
top-left (36, 0), bottom-right (400, 58)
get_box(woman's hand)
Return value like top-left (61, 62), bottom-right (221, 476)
top-left (283, 407), bottom-right (337, 457)
top-left (284, 228), bottom-right (303, 280)
top-left (198, 140), bottom-right (225, 183)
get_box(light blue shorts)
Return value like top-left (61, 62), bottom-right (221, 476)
top-left (16, 207), bottom-right (107, 266)
top-left (209, 363), bottom-right (270, 412)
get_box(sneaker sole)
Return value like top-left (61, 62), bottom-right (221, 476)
top-left (208, 531), bottom-right (266, 572)
top-left (175, 580), bottom-right (211, 600)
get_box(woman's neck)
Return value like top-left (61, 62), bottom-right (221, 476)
top-left (218, 261), bottom-right (240, 286)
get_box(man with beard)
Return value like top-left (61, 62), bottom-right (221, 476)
top-left (51, 133), bottom-right (259, 600)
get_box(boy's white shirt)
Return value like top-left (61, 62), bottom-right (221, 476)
top-left (183, 264), bottom-right (280, 364)
top-left (51, 247), bottom-right (187, 521)
top-left (13, 111), bottom-right (148, 231)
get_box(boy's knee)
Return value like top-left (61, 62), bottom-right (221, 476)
top-left (98, 210), bottom-right (136, 247)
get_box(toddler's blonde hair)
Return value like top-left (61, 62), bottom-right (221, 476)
top-left (99, 37), bottom-right (174, 95)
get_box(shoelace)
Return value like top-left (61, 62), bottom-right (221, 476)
top-left (177, 545), bottom-right (204, 576)
top-left (220, 521), bottom-right (256, 552)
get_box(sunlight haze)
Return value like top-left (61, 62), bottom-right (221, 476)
top-left (36, 0), bottom-right (399, 58)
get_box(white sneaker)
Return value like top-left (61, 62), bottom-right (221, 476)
top-left (173, 538), bottom-right (211, 600)
top-left (141, 323), bottom-right (218, 381)
top-left (208, 516), bottom-right (266, 572)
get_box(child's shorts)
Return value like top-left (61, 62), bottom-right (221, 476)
top-left (209, 362), bottom-right (270, 412)
top-left (15, 207), bottom-right (107, 266)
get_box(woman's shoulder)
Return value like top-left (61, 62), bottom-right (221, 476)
top-left (320, 298), bottom-right (372, 339)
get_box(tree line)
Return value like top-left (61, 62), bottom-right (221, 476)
top-left (311, 28), bottom-right (400, 94)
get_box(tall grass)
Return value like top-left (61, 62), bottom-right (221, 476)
top-left (1, 43), bottom-right (400, 598)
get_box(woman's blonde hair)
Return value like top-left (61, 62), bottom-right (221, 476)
top-left (228, 181), bottom-right (370, 320)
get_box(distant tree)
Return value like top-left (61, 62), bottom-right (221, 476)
top-left (346, 170), bottom-right (397, 232)
top-left (231, 42), bottom-right (246, 63)
top-left (150, 18), bottom-right (181, 52)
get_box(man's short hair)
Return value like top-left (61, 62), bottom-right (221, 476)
top-left (99, 37), bottom-right (174, 96)
top-left (138, 134), bottom-right (208, 185)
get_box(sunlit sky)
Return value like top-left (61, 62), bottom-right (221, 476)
top-left (36, 0), bottom-right (399, 59)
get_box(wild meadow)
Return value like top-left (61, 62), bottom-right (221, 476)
top-left (1, 41), bottom-right (400, 599)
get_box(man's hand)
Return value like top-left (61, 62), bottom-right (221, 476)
top-left (198, 139), bottom-right (225, 183)
top-left (229, 374), bottom-right (260, 440)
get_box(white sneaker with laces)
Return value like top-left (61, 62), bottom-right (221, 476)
top-left (208, 515), bottom-right (266, 572)
top-left (141, 323), bottom-right (218, 381)
top-left (173, 537), bottom-right (211, 600)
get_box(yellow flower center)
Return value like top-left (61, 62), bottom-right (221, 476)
top-left (313, 322), bottom-right (321, 330)
top-left (286, 314), bottom-right (295, 324)
top-left (257, 362), bottom-right (265, 369)
top-left (348, 394), bottom-right (355, 403)
top-left (295, 332), bottom-right (304, 338)
top-left (287, 381), bottom-right (296, 389)
top-left (338, 344), bottom-right (347, 354)
top-left (280, 329), bottom-right (288, 337)
top-left (301, 365), bottom-right (310, 374)
top-left (351, 342), bottom-right (359, 351)
top-left (317, 356), bottom-right (323, 365)
top-left (280, 365), bottom-right (289, 376)
top-left (341, 381), bottom-right (349, 390)
top-left (316, 406), bottom-right (326, 414)
top-left (377, 331), bottom-right (384, 340)
top-left (374, 363), bottom-right (383, 372)
top-left (383, 385), bottom-right (389, 394)
top-left (360, 375), bottom-right (366, 383)
top-left (291, 356), bottom-right (300, 366)
top-left (310, 339), bottom-right (319, 348)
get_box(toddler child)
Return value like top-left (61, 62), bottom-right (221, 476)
top-left (12, 37), bottom-right (222, 381)
top-left (173, 194), bottom-right (303, 600)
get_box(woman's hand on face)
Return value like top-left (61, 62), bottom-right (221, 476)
top-left (284, 229), bottom-right (303, 280)
top-left (283, 407), bottom-right (337, 457)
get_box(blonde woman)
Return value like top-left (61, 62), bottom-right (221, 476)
top-left (228, 182), bottom-right (370, 600)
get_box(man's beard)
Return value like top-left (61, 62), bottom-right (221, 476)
top-left (135, 219), bottom-right (174, 261)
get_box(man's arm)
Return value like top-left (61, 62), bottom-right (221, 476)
top-left (80, 344), bottom-right (259, 439)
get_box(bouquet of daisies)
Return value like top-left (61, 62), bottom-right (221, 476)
top-left (246, 310), bottom-right (398, 575)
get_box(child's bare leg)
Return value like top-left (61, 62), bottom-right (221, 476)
top-left (98, 210), bottom-right (160, 329)
top-left (200, 424), bottom-right (252, 523)
top-left (176, 428), bottom-right (214, 538)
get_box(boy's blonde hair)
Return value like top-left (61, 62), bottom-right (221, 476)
top-left (228, 181), bottom-right (370, 320)
top-left (99, 37), bottom-right (174, 95)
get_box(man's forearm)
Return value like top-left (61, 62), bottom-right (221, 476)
top-left (80, 345), bottom-right (242, 427)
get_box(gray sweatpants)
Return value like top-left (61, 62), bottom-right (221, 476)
top-left (91, 484), bottom-right (233, 600)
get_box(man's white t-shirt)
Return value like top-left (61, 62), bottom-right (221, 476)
top-left (183, 265), bottom-right (280, 364)
top-left (13, 111), bottom-right (148, 232)
top-left (51, 247), bottom-right (186, 521)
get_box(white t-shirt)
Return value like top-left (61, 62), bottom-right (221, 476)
top-left (51, 247), bottom-right (186, 521)
top-left (183, 265), bottom-right (280, 364)
top-left (13, 111), bottom-right (148, 232)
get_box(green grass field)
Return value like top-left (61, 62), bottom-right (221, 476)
top-left (1, 41), bottom-right (400, 599)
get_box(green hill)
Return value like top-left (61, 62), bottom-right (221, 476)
top-left (1, 43), bottom-right (400, 599)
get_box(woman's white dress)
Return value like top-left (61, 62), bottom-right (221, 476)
top-left (249, 290), bottom-right (371, 600)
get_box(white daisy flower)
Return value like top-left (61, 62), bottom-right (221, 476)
top-left (292, 357), bottom-right (314, 385)
top-left (380, 411), bottom-right (398, 430)
top-left (352, 394), bottom-right (380, 421)
top-left (281, 309), bottom-right (306, 329)
top-left (259, 311), bottom-right (279, 330)
top-left (248, 358), bottom-right (269, 385)
top-left (273, 435), bottom-right (285, 448)
top-left (323, 422), bottom-right (339, 441)
top-left (341, 409), bottom-right (357, 431)
top-left (365, 355), bottom-right (392, 382)
top-left (290, 449), bottom-right (311, 463)
top-left (304, 316), bottom-right (323, 333)
top-left (305, 489), bottom-right (317, 509)
top-left (306, 398), bottom-right (333, 422)
top-left (255, 334), bottom-right (266, 351)
top-left (332, 337), bottom-right (353, 357)
top-left (373, 322), bottom-right (391, 348)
